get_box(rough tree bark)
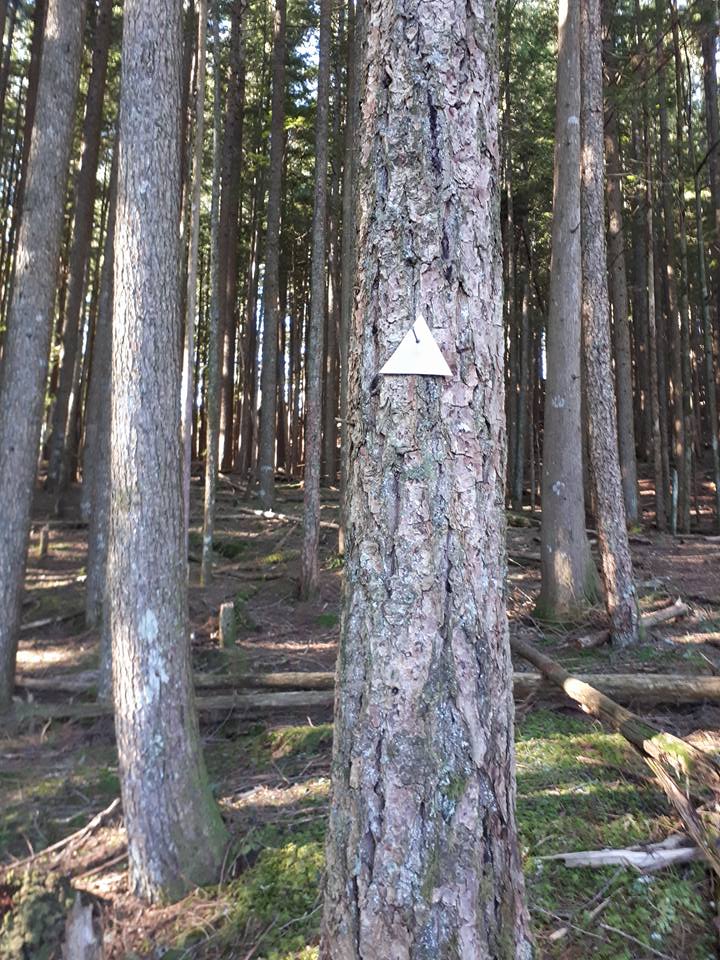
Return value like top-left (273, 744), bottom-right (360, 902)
top-left (110, 0), bottom-right (227, 901)
top-left (320, 1), bottom-right (532, 955)
top-left (257, 0), bottom-right (286, 509)
top-left (580, 0), bottom-right (640, 647)
top-left (45, 0), bottom-right (114, 494)
top-left (0, 0), bottom-right (86, 713)
top-left (537, 0), bottom-right (598, 621)
top-left (299, 0), bottom-right (330, 600)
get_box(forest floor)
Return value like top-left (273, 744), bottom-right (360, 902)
top-left (2, 472), bottom-right (720, 959)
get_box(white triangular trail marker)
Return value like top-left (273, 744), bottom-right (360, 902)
top-left (379, 315), bottom-right (452, 377)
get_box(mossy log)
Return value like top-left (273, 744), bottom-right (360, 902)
top-left (510, 633), bottom-right (720, 876)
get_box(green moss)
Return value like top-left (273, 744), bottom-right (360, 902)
top-left (315, 612), bottom-right (339, 628)
top-left (261, 724), bottom-right (334, 762)
top-left (0, 870), bottom-right (73, 960)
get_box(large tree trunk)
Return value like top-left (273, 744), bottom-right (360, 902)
top-left (45, 0), bottom-right (113, 495)
top-left (537, 0), bottom-right (598, 621)
top-left (580, 0), bottom-right (640, 647)
top-left (0, 0), bottom-right (86, 714)
top-left (299, 0), bottom-right (330, 600)
top-left (110, 0), bottom-right (227, 902)
top-left (320, 1), bottom-right (532, 955)
top-left (257, 0), bottom-right (286, 509)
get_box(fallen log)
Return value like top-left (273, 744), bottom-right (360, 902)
top-left (15, 669), bottom-right (720, 704)
top-left (541, 834), bottom-right (701, 872)
top-left (15, 688), bottom-right (336, 722)
top-left (510, 633), bottom-right (720, 876)
top-left (575, 598), bottom-right (690, 649)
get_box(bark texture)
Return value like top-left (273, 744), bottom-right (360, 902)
top-left (537, 0), bottom-right (597, 621)
top-left (299, 0), bottom-right (330, 600)
top-left (580, 0), bottom-right (640, 647)
top-left (110, 0), bottom-right (227, 901)
top-left (320, 1), bottom-right (532, 956)
top-left (0, 0), bottom-right (87, 713)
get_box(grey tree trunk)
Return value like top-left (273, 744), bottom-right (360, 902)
top-left (320, 0), bottom-right (532, 955)
top-left (537, 0), bottom-right (598, 621)
top-left (655, 0), bottom-right (689, 532)
top-left (257, 0), bottom-right (286, 509)
top-left (0, 0), bottom-right (86, 713)
top-left (218, 0), bottom-right (247, 473)
top-left (338, 0), bottom-right (359, 556)
top-left (299, 0), bottom-right (330, 600)
top-left (512, 270), bottom-right (530, 511)
top-left (182, 0), bottom-right (208, 549)
top-left (604, 87), bottom-right (639, 526)
top-left (110, 0), bottom-right (227, 901)
top-left (580, 0), bottom-right (640, 647)
top-left (85, 150), bottom-right (117, 668)
top-left (45, 0), bottom-right (114, 494)
top-left (201, 2), bottom-right (223, 587)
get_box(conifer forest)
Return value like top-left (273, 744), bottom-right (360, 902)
top-left (5, 0), bottom-right (720, 956)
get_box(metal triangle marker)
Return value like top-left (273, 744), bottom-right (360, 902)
top-left (379, 316), bottom-right (452, 376)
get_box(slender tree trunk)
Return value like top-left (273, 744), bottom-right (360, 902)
top-left (0, 0), bottom-right (86, 714)
top-left (655, 0), bottom-right (689, 532)
top-left (512, 268), bottom-right (530, 510)
top-left (11, 0), bottom-right (45, 233)
top-left (202, 3), bottom-right (223, 587)
top-left (85, 152), bottom-right (117, 702)
top-left (299, 0), bottom-right (330, 600)
top-left (538, 0), bottom-right (598, 621)
top-left (686, 30), bottom-right (720, 528)
top-left (218, 0), bottom-right (247, 473)
top-left (580, 0), bottom-right (640, 647)
top-left (604, 59), bottom-right (639, 525)
top-left (320, 1), bottom-right (532, 955)
top-left (670, 1), bottom-right (694, 531)
top-left (257, 0), bottom-right (286, 508)
top-left (0, 0), bottom-right (17, 139)
top-left (183, 0), bottom-right (207, 550)
top-left (701, 0), bottom-right (720, 343)
top-left (338, 0), bottom-right (359, 555)
top-left (110, 0), bottom-right (227, 901)
top-left (45, 0), bottom-right (113, 494)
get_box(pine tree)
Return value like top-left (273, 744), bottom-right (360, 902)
top-left (321, 0), bottom-right (532, 953)
top-left (109, 0), bottom-right (227, 900)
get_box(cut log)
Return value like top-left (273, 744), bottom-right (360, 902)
top-left (510, 633), bottom-right (720, 877)
top-left (574, 598), bottom-right (690, 649)
top-left (15, 669), bottom-right (720, 704)
top-left (218, 602), bottom-right (237, 648)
